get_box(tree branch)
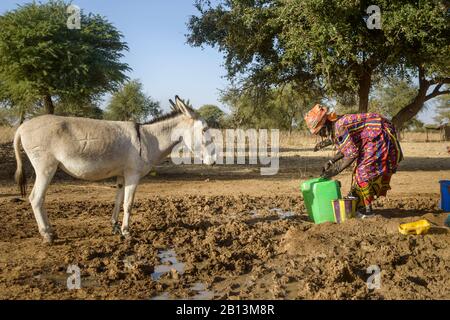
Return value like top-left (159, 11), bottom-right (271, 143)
top-left (425, 89), bottom-right (450, 101)
top-left (429, 77), bottom-right (450, 86)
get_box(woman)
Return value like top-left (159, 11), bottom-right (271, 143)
top-left (304, 104), bottom-right (403, 217)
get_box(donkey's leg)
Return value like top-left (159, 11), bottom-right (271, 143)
top-left (111, 176), bottom-right (124, 234)
top-left (29, 163), bottom-right (58, 244)
top-left (121, 174), bottom-right (140, 238)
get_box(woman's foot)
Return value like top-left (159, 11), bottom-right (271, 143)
top-left (356, 205), bottom-right (374, 219)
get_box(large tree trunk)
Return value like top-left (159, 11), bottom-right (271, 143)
top-left (358, 68), bottom-right (372, 113)
top-left (43, 94), bottom-right (54, 114)
top-left (391, 66), bottom-right (450, 130)
top-left (392, 66), bottom-right (429, 130)
top-left (391, 86), bottom-right (428, 130)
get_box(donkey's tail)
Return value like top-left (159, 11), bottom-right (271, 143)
top-left (14, 127), bottom-right (27, 198)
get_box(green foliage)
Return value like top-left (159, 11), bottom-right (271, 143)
top-left (433, 94), bottom-right (450, 125)
top-left (369, 78), bottom-right (428, 131)
top-left (405, 117), bottom-right (425, 132)
top-left (369, 78), bottom-right (418, 118)
top-left (197, 104), bottom-right (225, 128)
top-left (0, 107), bottom-right (12, 125)
top-left (55, 98), bottom-right (104, 119)
top-left (221, 83), bottom-right (321, 130)
top-left (105, 79), bottom-right (161, 122)
top-left (188, 0), bottom-right (449, 123)
top-left (0, 0), bottom-right (130, 115)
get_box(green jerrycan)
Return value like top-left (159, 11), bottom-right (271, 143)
top-left (300, 177), bottom-right (342, 224)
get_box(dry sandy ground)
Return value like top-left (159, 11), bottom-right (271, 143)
top-left (0, 140), bottom-right (449, 300)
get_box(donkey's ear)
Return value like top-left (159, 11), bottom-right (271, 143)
top-left (175, 95), bottom-right (191, 116)
top-left (169, 99), bottom-right (178, 112)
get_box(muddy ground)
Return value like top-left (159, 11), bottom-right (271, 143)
top-left (0, 140), bottom-right (449, 300)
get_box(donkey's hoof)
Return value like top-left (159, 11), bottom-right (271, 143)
top-left (120, 230), bottom-right (131, 240)
top-left (42, 234), bottom-right (54, 245)
top-left (112, 224), bottom-right (121, 235)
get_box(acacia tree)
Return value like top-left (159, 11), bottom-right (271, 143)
top-left (370, 78), bottom-right (418, 117)
top-left (0, 0), bottom-right (130, 115)
top-left (187, 0), bottom-right (449, 129)
top-left (197, 104), bottom-right (225, 127)
top-left (105, 80), bottom-right (161, 122)
top-left (369, 78), bottom-right (426, 130)
top-left (221, 83), bottom-right (320, 130)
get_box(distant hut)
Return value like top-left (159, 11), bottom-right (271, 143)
top-left (425, 123), bottom-right (449, 142)
top-left (443, 124), bottom-right (450, 141)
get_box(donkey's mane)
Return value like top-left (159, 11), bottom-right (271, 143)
top-left (142, 105), bottom-right (197, 125)
top-left (142, 110), bottom-right (183, 125)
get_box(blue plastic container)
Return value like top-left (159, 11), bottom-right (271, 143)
top-left (440, 180), bottom-right (450, 212)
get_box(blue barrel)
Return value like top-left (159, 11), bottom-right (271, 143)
top-left (440, 180), bottom-right (450, 212)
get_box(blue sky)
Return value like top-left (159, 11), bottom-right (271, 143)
top-left (0, 0), bottom-right (229, 114)
top-left (0, 0), bottom-right (441, 123)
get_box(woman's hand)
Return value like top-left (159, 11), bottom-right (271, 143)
top-left (322, 160), bottom-right (334, 173)
top-left (321, 156), bottom-right (356, 179)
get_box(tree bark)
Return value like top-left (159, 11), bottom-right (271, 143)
top-left (358, 68), bottom-right (372, 113)
top-left (43, 94), bottom-right (54, 114)
top-left (392, 65), bottom-right (450, 130)
top-left (392, 66), bottom-right (429, 130)
top-left (391, 89), bottom-right (428, 130)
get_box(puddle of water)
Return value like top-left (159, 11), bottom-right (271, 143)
top-left (270, 208), bottom-right (296, 219)
top-left (191, 282), bottom-right (215, 300)
top-left (151, 292), bottom-right (170, 300)
top-left (151, 283), bottom-right (215, 301)
top-left (151, 249), bottom-right (185, 281)
top-left (150, 249), bottom-right (215, 300)
top-left (250, 210), bottom-right (259, 217)
top-left (249, 208), bottom-right (296, 220)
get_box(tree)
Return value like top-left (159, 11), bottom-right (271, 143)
top-left (433, 94), bottom-right (450, 125)
top-left (0, 0), bottom-right (130, 115)
top-left (221, 82), bottom-right (321, 131)
top-left (187, 0), bottom-right (449, 129)
top-left (0, 79), bottom-right (41, 124)
top-left (337, 77), bottom-right (427, 131)
top-left (197, 104), bottom-right (225, 128)
top-left (105, 79), bottom-right (161, 122)
top-left (55, 98), bottom-right (104, 119)
top-left (369, 77), bottom-right (427, 131)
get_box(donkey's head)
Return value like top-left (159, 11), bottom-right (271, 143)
top-left (170, 96), bottom-right (216, 165)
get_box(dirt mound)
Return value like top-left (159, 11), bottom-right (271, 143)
top-left (280, 212), bottom-right (449, 299)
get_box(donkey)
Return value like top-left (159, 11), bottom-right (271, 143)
top-left (13, 96), bottom-right (216, 244)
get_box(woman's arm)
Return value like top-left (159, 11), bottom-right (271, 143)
top-left (322, 151), bottom-right (344, 171)
top-left (321, 154), bottom-right (356, 179)
top-left (331, 151), bottom-right (344, 163)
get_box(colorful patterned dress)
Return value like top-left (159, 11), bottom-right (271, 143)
top-left (333, 113), bottom-right (403, 207)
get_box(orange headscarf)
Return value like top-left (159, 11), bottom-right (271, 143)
top-left (304, 104), bottom-right (337, 135)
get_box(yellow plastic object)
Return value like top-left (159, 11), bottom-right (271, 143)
top-left (398, 220), bottom-right (431, 235)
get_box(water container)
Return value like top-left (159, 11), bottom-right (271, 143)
top-left (301, 177), bottom-right (342, 224)
top-left (440, 180), bottom-right (450, 212)
top-left (332, 197), bottom-right (357, 224)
